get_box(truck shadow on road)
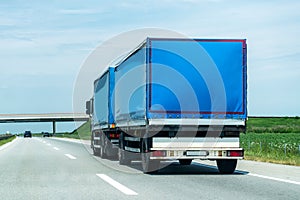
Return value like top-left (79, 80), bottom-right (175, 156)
top-left (129, 161), bottom-right (249, 175)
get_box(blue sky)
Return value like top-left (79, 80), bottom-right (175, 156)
top-left (1, 0), bottom-right (300, 133)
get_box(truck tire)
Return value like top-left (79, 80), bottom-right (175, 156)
top-left (141, 140), bottom-right (160, 173)
top-left (118, 133), bottom-right (131, 165)
top-left (216, 159), bottom-right (237, 174)
top-left (92, 132), bottom-right (100, 156)
top-left (141, 152), bottom-right (160, 174)
top-left (118, 149), bottom-right (131, 165)
top-left (93, 147), bottom-right (100, 156)
top-left (100, 134), bottom-right (107, 159)
top-left (179, 159), bottom-right (192, 165)
top-left (100, 146), bottom-right (107, 159)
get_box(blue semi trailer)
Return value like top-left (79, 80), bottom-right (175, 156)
top-left (87, 38), bottom-right (247, 173)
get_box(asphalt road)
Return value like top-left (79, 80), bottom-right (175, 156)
top-left (0, 137), bottom-right (299, 200)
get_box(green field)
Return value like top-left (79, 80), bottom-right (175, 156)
top-left (246, 117), bottom-right (300, 133)
top-left (57, 117), bottom-right (300, 166)
top-left (243, 117), bottom-right (300, 166)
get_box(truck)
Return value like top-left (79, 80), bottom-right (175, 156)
top-left (87, 37), bottom-right (247, 174)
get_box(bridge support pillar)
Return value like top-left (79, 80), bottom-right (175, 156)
top-left (52, 121), bottom-right (56, 135)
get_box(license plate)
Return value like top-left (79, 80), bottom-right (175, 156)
top-left (186, 151), bottom-right (207, 156)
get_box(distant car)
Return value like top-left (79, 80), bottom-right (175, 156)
top-left (24, 131), bottom-right (32, 138)
top-left (42, 132), bottom-right (50, 137)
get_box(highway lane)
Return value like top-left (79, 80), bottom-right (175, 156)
top-left (0, 137), bottom-right (299, 200)
top-left (0, 137), bottom-right (135, 200)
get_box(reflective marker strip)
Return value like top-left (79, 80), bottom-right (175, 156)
top-left (96, 174), bottom-right (138, 196)
top-left (64, 154), bottom-right (77, 160)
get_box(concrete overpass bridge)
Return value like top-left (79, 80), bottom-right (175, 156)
top-left (0, 113), bottom-right (90, 134)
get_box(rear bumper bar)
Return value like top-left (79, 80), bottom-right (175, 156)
top-left (149, 148), bottom-right (244, 160)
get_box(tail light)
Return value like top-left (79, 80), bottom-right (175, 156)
top-left (109, 133), bottom-right (120, 139)
top-left (151, 150), bottom-right (166, 157)
top-left (227, 150), bottom-right (244, 157)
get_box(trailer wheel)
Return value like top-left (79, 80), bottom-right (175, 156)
top-left (100, 146), bottom-right (107, 159)
top-left (216, 159), bottom-right (237, 174)
top-left (93, 147), bottom-right (100, 156)
top-left (141, 152), bottom-right (160, 174)
top-left (118, 149), bottom-right (131, 165)
top-left (100, 134), bottom-right (107, 159)
top-left (118, 133), bottom-right (131, 165)
top-left (92, 132), bottom-right (100, 156)
top-left (141, 140), bottom-right (160, 173)
top-left (179, 159), bottom-right (192, 165)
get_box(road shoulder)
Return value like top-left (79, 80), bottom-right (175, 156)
top-left (0, 136), bottom-right (18, 151)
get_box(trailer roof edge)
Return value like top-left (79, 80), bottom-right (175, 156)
top-left (113, 39), bottom-right (147, 68)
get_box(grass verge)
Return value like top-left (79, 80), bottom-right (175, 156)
top-left (54, 120), bottom-right (91, 140)
top-left (241, 132), bottom-right (300, 166)
top-left (0, 135), bottom-right (16, 146)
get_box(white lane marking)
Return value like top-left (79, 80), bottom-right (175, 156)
top-left (43, 141), bottom-right (46, 143)
top-left (194, 160), bottom-right (300, 185)
top-left (96, 174), bottom-right (138, 196)
top-left (53, 147), bottom-right (59, 151)
top-left (64, 154), bottom-right (77, 160)
top-left (46, 143), bottom-right (51, 146)
top-left (249, 173), bottom-right (300, 186)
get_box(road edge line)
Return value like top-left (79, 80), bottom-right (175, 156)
top-left (249, 173), bottom-right (300, 186)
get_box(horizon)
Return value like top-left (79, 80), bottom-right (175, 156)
top-left (1, 0), bottom-right (300, 133)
